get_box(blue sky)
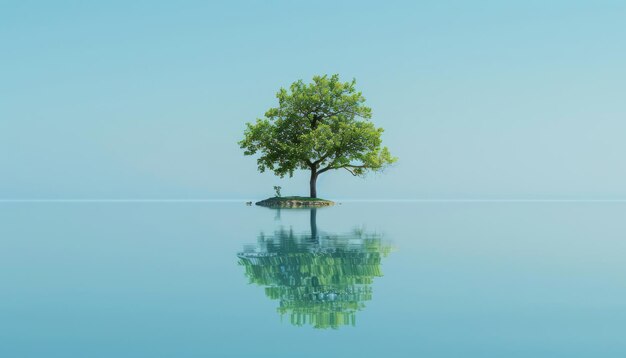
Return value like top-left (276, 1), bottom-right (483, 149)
top-left (1, 1), bottom-right (625, 199)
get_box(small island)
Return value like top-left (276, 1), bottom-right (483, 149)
top-left (256, 196), bottom-right (334, 208)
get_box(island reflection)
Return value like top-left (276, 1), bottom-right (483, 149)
top-left (237, 208), bottom-right (392, 329)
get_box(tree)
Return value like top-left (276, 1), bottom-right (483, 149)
top-left (239, 74), bottom-right (397, 198)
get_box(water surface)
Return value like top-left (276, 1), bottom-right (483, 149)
top-left (1, 202), bottom-right (625, 357)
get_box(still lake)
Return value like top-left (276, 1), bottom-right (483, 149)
top-left (1, 201), bottom-right (625, 357)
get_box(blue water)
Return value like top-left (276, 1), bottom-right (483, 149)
top-left (1, 202), bottom-right (625, 357)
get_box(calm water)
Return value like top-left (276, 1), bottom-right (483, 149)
top-left (1, 202), bottom-right (625, 357)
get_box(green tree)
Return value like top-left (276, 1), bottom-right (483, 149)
top-left (239, 74), bottom-right (397, 198)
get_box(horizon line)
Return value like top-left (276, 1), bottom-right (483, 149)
top-left (2, 199), bottom-right (626, 203)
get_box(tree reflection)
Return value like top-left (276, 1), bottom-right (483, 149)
top-left (237, 209), bottom-right (392, 329)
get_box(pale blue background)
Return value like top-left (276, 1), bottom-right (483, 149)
top-left (2, 1), bottom-right (625, 200)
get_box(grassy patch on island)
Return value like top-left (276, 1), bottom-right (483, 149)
top-left (255, 196), bottom-right (335, 207)
top-left (266, 196), bottom-right (332, 202)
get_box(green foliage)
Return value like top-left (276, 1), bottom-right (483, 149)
top-left (239, 74), bottom-right (397, 178)
top-left (262, 196), bottom-right (332, 202)
top-left (273, 185), bottom-right (282, 197)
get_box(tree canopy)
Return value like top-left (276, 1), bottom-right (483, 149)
top-left (239, 74), bottom-right (397, 197)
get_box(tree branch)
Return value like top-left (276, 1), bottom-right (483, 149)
top-left (313, 151), bottom-right (332, 165)
top-left (344, 164), bottom-right (367, 169)
top-left (318, 163), bottom-right (368, 177)
top-left (317, 165), bottom-right (334, 175)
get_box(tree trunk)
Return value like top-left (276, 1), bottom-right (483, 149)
top-left (309, 168), bottom-right (318, 198)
